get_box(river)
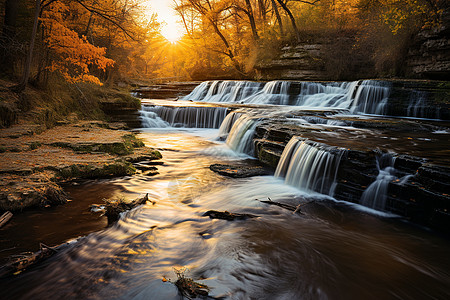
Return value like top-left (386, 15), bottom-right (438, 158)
top-left (2, 125), bottom-right (450, 299)
top-left (3, 79), bottom-right (450, 299)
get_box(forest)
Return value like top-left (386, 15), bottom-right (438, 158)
top-left (0, 0), bottom-right (445, 87)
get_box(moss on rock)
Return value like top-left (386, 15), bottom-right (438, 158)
top-left (57, 160), bottom-right (136, 180)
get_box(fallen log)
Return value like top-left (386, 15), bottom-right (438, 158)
top-left (0, 243), bottom-right (63, 279)
top-left (203, 210), bottom-right (258, 221)
top-left (258, 197), bottom-right (315, 215)
top-left (0, 211), bottom-right (13, 228)
top-left (104, 193), bottom-right (151, 224)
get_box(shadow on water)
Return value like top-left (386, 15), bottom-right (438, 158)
top-left (0, 181), bottom-right (130, 263)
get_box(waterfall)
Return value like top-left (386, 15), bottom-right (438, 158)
top-left (350, 80), bottom-right (391, 115)
top-left (226, 115), bottom-right (262, 155)
top-left (294, 81), bottom-right (356, 108)
top-left (360, 153), bottom-right (396, 211)
top-left (275, 137), bottom-right (343, 196)
top-left (183, 80), bottom-right (444, 119)
top-left (407, 90), bottom-right (440, 119)
top-left (183, 81), bottom-right (263, 102)
top-left (139, 108), bottom-right (169, 128)
top-left (218, 111), bottom-right (244, 139)
top-left (245, 81), bottom-right (291, 105)
top-left (183, 81), bottom-right (210, 100)
top-left (185, 80), bottom-right (361, 108)
top-left (140, 105), bottom-right (227, 128)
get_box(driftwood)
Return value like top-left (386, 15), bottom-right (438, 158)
top-left (0, 243), bottom-right (61, 278)
top-left (104, 193), bottom-right (151, 224)
top-left (0, 211), bottom-right (13, 228)
top-left (258, 197), bottom-right (315, 214)
top-left (203, 210), bottom-right (258, 221)
top-left (171, 267), bottom-right (210, 299)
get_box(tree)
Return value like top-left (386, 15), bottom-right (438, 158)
top-left (0, 0), bottom-right (23, 75)
top-left (39, 1), bottom-right (115, 85)
top-left (15, 0), bottom-right (40, 92)
top-left (271, 0), bottom-right (284, 35)
top-left (275, 0), bottom-right (301, 42)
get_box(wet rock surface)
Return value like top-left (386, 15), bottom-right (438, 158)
top-left (210, 159), bottom-right (273, 178)
top-left (251, 113), bottom-right (450, 233)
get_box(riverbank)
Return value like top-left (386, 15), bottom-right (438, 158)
top-left (0, 78), bottom-right (162, 214)
top-left (0, 120), bottom-right (161, 212)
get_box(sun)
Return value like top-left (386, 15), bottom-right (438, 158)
top-left (145, 1), bottom-right (184, 43)
top-left (160, 22), bottom-right (184, 43)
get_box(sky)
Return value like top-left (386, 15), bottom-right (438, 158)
top-left (145, 0), bottom-right (184, 43)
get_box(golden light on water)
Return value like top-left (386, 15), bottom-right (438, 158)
top-left (146, 0), bottom-right (184, 43)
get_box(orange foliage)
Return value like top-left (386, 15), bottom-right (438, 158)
top-left (40, 2), bottom-right (114, 85)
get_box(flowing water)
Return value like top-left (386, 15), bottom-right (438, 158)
top-left (2, 80), bottom-right (450, 299)
top-left (184, 80), bottom-right (446, 120)
top-left (2, 125), bottom-right (450, 299)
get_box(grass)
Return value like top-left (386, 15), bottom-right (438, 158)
top-left (1, 76), bottom-right (141, 129)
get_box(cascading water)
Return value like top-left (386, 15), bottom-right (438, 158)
top-left (225, 115), bottom-right (262, 155)
top-left (184, 81), bottom-right (210, 100)
top-left (294, 81), bottom-right (357, 108)
top-left (183, 81), bottom-right (263, 103)
top-left (181, 80), bottom-right (445, 120)
top-left (140, 105), bottom-right (227, 128)
top-left (275, 137), bottom-right (343, 196)
top-left (245, 81), bottom-right (291, 105)
top-left (139, 108), bottom-right (169, 128)
top-left (350, 80), bottom-right (391, 115)
top-left (360, 153), bottom-right (396, 211)
top-left (406, 90), bottom-right (441, 119)
top-left (218, 111), bottom-right (244, 139)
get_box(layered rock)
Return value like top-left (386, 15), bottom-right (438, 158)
top-left (405, 11), bottom-right (450, 79)
top-left (251, 116), bottom-right (450, 232)
top-left (255, 44), bottom-right (328, 81)
top-left (132, 82), bottom-right (199, 99)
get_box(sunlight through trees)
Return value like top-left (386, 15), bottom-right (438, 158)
top-left (0, 0), bottom-right (445, 84)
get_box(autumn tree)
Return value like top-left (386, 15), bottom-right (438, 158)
top-left (39, 1), bottom-right (114, 85)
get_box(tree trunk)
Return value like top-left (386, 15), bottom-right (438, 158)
top-left (84, 12), bottom-right (94, 36)
top-left (15, 0), bottom-right (41, 92)
top-left (258, 0), bottom-right (267, 22)
top-left (271, 0), bottom-right (284, 36)
top-left (276, 0), bottom-right (301, 42)
top-left (245, 0), bottom-right (259, 40)
top-left (1, 0), bottom-right (22, 75)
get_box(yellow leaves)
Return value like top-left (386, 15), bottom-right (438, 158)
top-left (380, 0), bottom-right (439, 34)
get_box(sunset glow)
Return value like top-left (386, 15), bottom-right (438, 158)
top-left (146, 0), bottom-right (184, 43)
